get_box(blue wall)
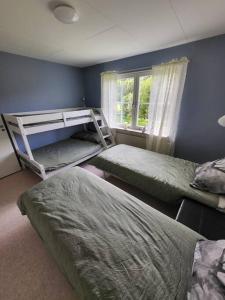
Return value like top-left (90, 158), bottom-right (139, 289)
top-left (1, 34), bottom-right (225, 162)
top-left (83, 34), bottom-right (225, 163)
top-left (0, 52), bottom-right (84, 150)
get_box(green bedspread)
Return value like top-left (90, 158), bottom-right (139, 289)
top-left (91, 144), bottom-right (220, 208)
top-left (32, 138), bottom-right (102, 171)
top-left (18, 167), bottom-right (201, 300)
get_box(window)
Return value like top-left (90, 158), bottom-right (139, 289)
top-left (115, 70), bottom-right (152, 130)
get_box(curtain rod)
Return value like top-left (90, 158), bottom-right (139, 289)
top-left (118, 66), bottom-right (152, 74)
top-left (101, 66), bottom-right (152, 75)
top-left (102, 57), bottom-right (189, 75)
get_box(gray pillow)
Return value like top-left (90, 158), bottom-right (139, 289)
top-left (191, 158), bottom-right (225, 194)
top-left (71, 131), bottom-right (101, 144)
top-left (187, 240), bottom-right (225, 300)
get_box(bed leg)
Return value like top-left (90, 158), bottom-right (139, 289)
top-left (39, 165), bottom-right (47, 180)
top-left (20, 160), bottom-right (26, 170)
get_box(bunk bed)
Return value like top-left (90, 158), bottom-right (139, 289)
top-left (4, 107), bottom-right (114, 179)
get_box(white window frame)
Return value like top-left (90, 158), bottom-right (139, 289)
top-left (116, 69), bottom-right (152, 131)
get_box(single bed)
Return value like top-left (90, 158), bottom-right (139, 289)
top-left (18, 167), bottom-right (202, 300)
top-left (90, 144), bottom-right (222, 209)
top-left (32, 138), bottom-right (102, 172)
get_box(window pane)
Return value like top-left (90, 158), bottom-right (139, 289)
top-left (137, 75), bottom-right (152, 127)
top-left (115, 77), bottom-right (134, 127)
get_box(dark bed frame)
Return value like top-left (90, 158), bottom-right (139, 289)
top-left (176, 198), bottom-right (225, 240)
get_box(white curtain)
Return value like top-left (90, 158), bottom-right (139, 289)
top-left (146, 57), bottom-right (188, 155)
top-left (101, 71), bottom-right (118, 127)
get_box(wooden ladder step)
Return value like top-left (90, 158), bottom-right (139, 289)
top-left (103, 134), bottom-right (111, 139)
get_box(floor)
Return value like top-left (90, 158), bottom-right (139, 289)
top-left (0, 166), bottom-right (179, 300)
top-left (0, 170), bottom-right (75, 300)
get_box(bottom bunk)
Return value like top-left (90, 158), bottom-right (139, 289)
top-left (33, 138), bottom-right (102, 171)
top-left (19, 137), bottom-right (103, 179)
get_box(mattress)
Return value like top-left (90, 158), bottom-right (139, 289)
top-left (32, 138), bottom-right (102, 171)
top-left (18, 167), bottom-right (201, 300)
top-left (91, 144), bottom-right (220, 208)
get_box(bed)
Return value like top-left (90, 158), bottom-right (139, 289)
top-left (4, 107), bottom-right (114, 179)
top-left (90, 144), bottom-right (222, 209)
top-left (18, 167), bottom-right (201, 300)
top-left (32, 138), bottom-right (102, 172)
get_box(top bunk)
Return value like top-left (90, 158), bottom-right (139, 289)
top-left (3, 107), bottom-right (102, 135)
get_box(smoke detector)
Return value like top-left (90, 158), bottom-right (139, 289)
top-left (53, 4), bottom-right (79, 24)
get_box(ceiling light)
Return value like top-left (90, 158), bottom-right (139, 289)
top-left (218, 115), bottom-right (225, 127)
top-left (53, 5), bottom-right (79, 24)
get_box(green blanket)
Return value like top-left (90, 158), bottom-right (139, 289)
top-left (32, 138), bottom-right (102, 171)
top-left (91, 144), bottom-right (220, 208)
top-left (18, 167), bottom-right (201, 300)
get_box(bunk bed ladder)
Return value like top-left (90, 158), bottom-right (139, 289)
top-left (91, 109), bottom-right (115, 149)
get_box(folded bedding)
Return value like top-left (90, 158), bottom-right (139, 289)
top-left (191, 157), bottom-right (225, 194)
top-left (32, 138), bottom-right (102, 171)
top-left (18, 167), bottom-right (202, 300)
top-left (90, 144), bottom-right (222, 209)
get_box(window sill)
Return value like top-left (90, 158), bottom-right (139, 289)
top-left (113, 127), bottom-right (147, 138)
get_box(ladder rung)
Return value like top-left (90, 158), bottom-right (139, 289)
top-left (99, 125), bottom-right (106, 129)
top-left (103, 134), bottom-right (111, 139)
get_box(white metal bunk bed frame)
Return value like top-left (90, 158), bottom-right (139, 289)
top-left (4, 107), bottom-right (115, 180)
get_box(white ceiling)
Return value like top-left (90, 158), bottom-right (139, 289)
top-left (1, 0), bottom-right (225, 67)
